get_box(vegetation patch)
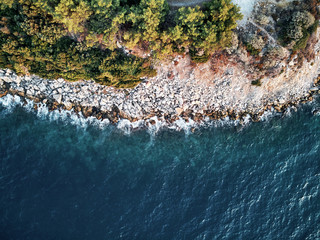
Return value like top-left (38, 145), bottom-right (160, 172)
top-left (251, 78), bottom-right (262, 86)
top-left (277, 1), bottom-right (319, 52)
top-left (0, 0), bottom-right (242, 87)
top-left (189, 49), bottom-right (211, 63)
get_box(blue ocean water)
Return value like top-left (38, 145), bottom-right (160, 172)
top-left (0, 96), bottom-right (319, 240)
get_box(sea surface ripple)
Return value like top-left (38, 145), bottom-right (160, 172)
top-left (0, 97), bottom-right (319, 239)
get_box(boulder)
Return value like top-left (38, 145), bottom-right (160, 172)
top-left (53, 94), bottom-right (62, 104)
top-left (310, 87), bottom-right (319, 92)
top-left (26, 89), bottom-right (34, 96)
top-left (0, 90), bottom-right (8, 98)
top-left (14, 77), bottom-right (21, 85)
top-left (312, 108), bottom-right (320, 115)
top-left (39, 83), bottom-right (47, 92)
top-left (175, 107), bottom-right (183, 115)
top-left (64, 101), bottom-right (73, 111)
top-left (2, 77), bottom-right (12, 83)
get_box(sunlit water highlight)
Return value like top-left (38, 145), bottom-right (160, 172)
top-left (0, 96), bottom-right (319, 239)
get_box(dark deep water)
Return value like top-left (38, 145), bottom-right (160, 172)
top-left (0, 95), bottom-right (319, 240)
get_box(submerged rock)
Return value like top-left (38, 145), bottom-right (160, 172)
top-left (312, 108), bottom-right (320, 115)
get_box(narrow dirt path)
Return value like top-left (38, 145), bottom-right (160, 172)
top-left (248, 19), bottom-right (277, 45)
top-left (167, 0), bottom-right (210, 7)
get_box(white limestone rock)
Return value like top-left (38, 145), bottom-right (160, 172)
top-left (53, 94), bottom-right (62, 104)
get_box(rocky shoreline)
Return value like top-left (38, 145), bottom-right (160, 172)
top-left (1, 29), bottom-right (320, 127)
top-left (0, 68), bottom-right (319, 128)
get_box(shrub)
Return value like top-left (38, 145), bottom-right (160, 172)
top-left (245, 34), bottom-right (266, 51)
top-left (251, 79), bottom-right (262, 86)
top-left (292, 32), bottom-right (310, 51)
top-left (190, 54), bottom-right (211, 64)
top-left (245, 44), bottom-right (260, 56)
top-left (256, 15), bottom-right (269, 26)
top-left (262, 45), bottom-right (288, 68)
top-left (226, 32), bottom-right (239, 54)
top-left (279, 9), bottom-right (317, 51)
top-left (266, 46), bottom-right (288, 59)
top-left (0, 0), bottom-right (243, 88)
top-left (286, 24), bottom-right (304, 40)
top-left (292, 11), bottom-right (315, 28)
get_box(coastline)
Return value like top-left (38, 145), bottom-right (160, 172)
top-left (1, 29), bottom-right (320, 128)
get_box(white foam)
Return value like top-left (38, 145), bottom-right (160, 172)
top-left (283, 106), bottom-right (298, 117)
top-left (0, 94), bottom-right (23, 113)
top-left (36, 103), bottom-right (49, 119)
top-left (0, 94), bottom-right (299, 134)
top-left (45, 109), bottom-right (111, 129)
top-left (168, 117), bottom-right (197, 134)
top-left (217, 116), bottom-right (240, 127)
top-left (23, 99), bottom-right (35, 112)
top-left (260, 108), bottom-right (277, 121)
top-left (0, 94), bottom-right (110, 129)
top-left (242, 114), bottom-right (252, 125)
top-left (299, 195), bottom-right (312, 206)
top-left (147, 116), bottom-right (167, 136)
top-left (116, 119), bottom-right (146, 135)
top-left (117, 119), bottom-right (135, 135)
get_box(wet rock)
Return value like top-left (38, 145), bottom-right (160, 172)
top-left (252, 114), bottom-right (260, 122)
top-left (64, 101), bottom-right (73, 111)
top-left (33, 97), bottom-right (41, 103)
top-left (17, 91), bottom-right (25, 97)
top-left (149, 119), bottom-right (156, 125)
top-left (274, 105), bottom-right (282, 112)
top-left (96, 112), bottom-right (103, 120)
top-left (74, 105), bottom-right (82, 113)
top-left (193, 114), bottom-right (203, 122)
top-left (310, 86), bottom-right (319, 91)
top-left (312, 108), bottom-right (320, 115)
top-left (82, 106), bottom-right (93, 118)
top-left (0, 90), bottom-right (8, 98)
top-left (47, 101), bottom-right (59, 111)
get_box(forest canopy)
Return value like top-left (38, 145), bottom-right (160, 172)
top-left (0, 0), bottom-right (242, 87)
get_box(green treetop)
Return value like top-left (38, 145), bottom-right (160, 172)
top-left (0, 0), bottom-right (242, 87)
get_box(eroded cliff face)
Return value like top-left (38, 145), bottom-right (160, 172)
top-left (167, 0), bottom-right (211, 8)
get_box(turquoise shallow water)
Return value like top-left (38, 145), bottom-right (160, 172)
top-left (0, 96), bottom-right (320, 239)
